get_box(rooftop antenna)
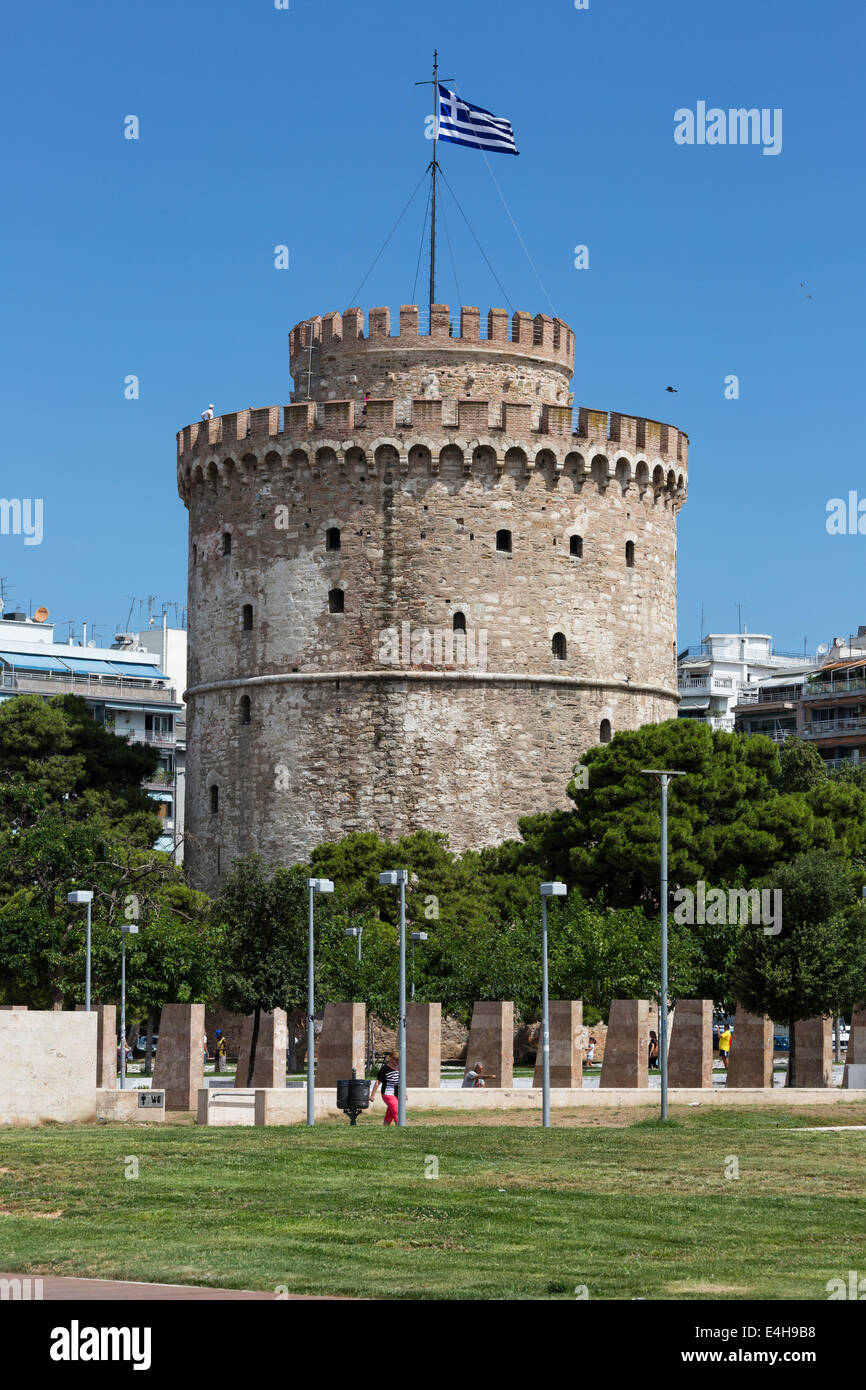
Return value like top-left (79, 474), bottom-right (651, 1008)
top-left (736, 603), bottom-right (744, 634)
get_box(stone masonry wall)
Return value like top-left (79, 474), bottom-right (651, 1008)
top-left (178, 305), bottom-right (687, 893)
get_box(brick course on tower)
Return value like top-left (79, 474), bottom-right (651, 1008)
top-left (177, 304), bottom-right (688, 894)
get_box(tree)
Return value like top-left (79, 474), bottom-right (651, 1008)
top-left (0, 694), bottom-right (168, 1007)
top-left (515, 720), bottom-right (866, 908)
top-left (85, 881), bottom-right (221, 1068)
top-left (732, 850), bottom-right (866, 1084)
top-left (212, 856), bottom-right (314, 1085)
top-left (778, 736), bottom-right (828, 794)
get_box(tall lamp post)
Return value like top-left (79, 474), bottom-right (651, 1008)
top-left (410, 931), bottom-right (428, 1001)
top-left (67, 890), bottom-right (94, 1012)
top-left (344, 924), bottom-right (363, 962)
top-left (640, 769), bottom-right (686, 1121)
top-left (379, 870), bottom-right (408, 1126)
top-left (119, 919), bottom-right (138, 1090)
top-left (305, 877), bottom-right (334, 1126)
top-left (539, 882), bottom-right (567, 1127)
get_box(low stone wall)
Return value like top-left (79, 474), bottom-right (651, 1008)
top-left (96, 1089), bottom-right (166, 1123)
top-left (194, 1084), bottom-right (863, 1127)
top-left (0, 1010), bottom-right (97, 1126)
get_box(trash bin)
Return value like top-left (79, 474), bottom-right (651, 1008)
top-left (336, 1071), bottom-right (371, 1124)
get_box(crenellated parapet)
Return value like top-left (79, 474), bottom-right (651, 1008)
top-left (290, 303), bottom-right (575, 372)
top-left (287, 304), bottom-right (576, 406)
top-left (178, 400), bottom-right (687, 461)
top-left (176, 400), bottom-right (688, 511)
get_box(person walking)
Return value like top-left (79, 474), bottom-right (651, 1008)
top-left (648, 1030), bottom-right (659, 1069)
top-left (214, 1028), bottom-right (227, 1074)
top-left (371, 1052), bottom-right (400, 1125)
top-left (718, 1024), bottom-right (733, 1070)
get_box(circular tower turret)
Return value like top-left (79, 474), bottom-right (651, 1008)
top-left (177, 303), bottom-right (688, 894)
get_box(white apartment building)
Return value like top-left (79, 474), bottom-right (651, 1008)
top-left (0, 609), bottom-right (187, 859)
top-left (677, 632), bottom-right (816, 732)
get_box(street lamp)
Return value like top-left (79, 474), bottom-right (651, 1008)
top-left (539, 882), bottom-right (567, 1128)
top-left (67, 890), bottom-right (94, 1012)
top-left (344, 925), bottom-right (363, 962)
top-left (379, 869), bottom-right (408, 1126)
top-left (640, 768), bottom-right (687, 1121)
top-left (410, 931), bottom-right (428, 1002)
top-left (119, 919), bottom-right (139, 1090)
top-left (306, 877), bottom-right (334, 1126)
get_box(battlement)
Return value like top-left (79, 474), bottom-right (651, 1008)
top-left (289, 304), bottom-right (575, 374)
top-left (178, 400), bottom-right (687, 462)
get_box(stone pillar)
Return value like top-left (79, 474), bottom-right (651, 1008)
top-left (726, 1008), bottom-right (774, 1088)
top-left (152, 1003), bottom-right (205, 1110)
top-left (315, 1002), bottom-right (366, 1087)
top-left (77, 1004), bottom-right (117, 1089)
top-left (843, 1005), bottom-right (866, 1088)
top-left (406, 1002), bottom-right (441, 1087)
top-left (791, 1016), bottom-right (833, 1087)
top-left (466, 1002), bottom-right (513, 1087)
top-left (668, 999), bottom-right (713, 1088)
top-left (234, 1009), bottom-right (287, 1088)
top-left (600, 1000), bottom-right (650, 1088)
top-left (533, 1001), bottom-right (583, 1087)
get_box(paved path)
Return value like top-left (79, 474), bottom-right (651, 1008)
top-left (787, 1125), bottom-right (866, 1133)
top-left (0, 1275), bottom-right (343, 1300)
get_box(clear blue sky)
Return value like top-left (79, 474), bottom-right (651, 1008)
top-left (2, 0), bottom-right (862, 652)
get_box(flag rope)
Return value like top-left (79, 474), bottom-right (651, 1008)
top-left (439, 183), bottom-right (463, 307)
top-left (437, 167), bottom-right (513, 312)
top-left (452, 83), bottom-right (557, 320)
top-left (346, 168), bottom-right (430, 311)
top-left (412, 176), bottom-right (433, 305)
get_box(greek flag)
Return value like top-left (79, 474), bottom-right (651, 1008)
top-left (437, 85), bottom-right (519, 155)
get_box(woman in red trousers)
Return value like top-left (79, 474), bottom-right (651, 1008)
top-left (371, 1052), bottom-right (400, 1125)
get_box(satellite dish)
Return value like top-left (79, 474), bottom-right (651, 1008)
top-left (87, 640), bottom-right (96, 648)
top-left (816, 644), bottom-right (828, 655)
top-left (33, 606), bottom-right (49, 623)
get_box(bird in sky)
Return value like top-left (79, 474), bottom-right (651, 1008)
top-left (665, 385), bottom-right (677, 393)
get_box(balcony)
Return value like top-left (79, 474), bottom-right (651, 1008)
top-left (143, 770), bottom-right (175, 788)
top-left (739, 726), bottom-right (796, 743)
top-left (126, 730), bottom-right (176, 748)
top-left (1, 670), bottom-right (178, 704)
top-left (802, 677), bottom-right (866, 701)
top-left (803, 717), bottom-right (866, 739)
top-left (677, 676), bottom-right (735, 694)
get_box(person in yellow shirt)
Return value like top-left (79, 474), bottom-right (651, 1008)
top-left (718, 1026), bottom-right (733, 1070)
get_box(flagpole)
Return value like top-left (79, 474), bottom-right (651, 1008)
top-left (416, 50), bottom-right (452, 324)
top-left (429, 49), bottom-right (438, 319)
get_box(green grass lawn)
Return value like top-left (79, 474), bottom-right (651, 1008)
top-left (1, 1103), bottom-right (865, 1299)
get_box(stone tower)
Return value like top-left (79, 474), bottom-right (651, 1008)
top-left (177, 304), bottom-right (687, 894)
